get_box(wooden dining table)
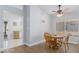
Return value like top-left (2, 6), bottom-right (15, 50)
top-left (52, 35), bottom-right (64, 49)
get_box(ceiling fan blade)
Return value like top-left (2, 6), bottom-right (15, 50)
top-left (48, 11), bottom-right (57, 15)
top-left (63, 8), bottom-right (70, 12)
top-left (52, 11), bottom-right (56, 12)
top-left (62, 8), bottom-right (72, 15)
top-left (62, 11), bottom-right (72, 15)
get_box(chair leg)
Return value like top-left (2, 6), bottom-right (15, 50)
top-left (64, 43), bottom-right (69, 52)
top-left (64, 43), bottom-right (67, 52)
top-left (45, 43), bottom-right (47, 48)
top-left (45, 43), bottom-right (50, 48)
top-left (67, 43), bottom-right (69, 50)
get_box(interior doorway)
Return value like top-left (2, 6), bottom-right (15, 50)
top-left (3, 10), bottom-right (23, 49)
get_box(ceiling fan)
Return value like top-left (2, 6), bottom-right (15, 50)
top-left (53, 5), bottom-right (62, 14)
top-left (52, 5), bottom-right (69, 17)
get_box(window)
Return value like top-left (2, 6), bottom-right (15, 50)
top-left (56, 21), bottom-right (79, 33)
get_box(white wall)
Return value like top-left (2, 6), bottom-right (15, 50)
top-left (50, 15), bottom-right (57, 34)
top-left (30, 6), bottom-right (51, 44)
top-left (0, 10), bottom-right (4, 51)
top-left (23, 5), bottom-right (52, 46)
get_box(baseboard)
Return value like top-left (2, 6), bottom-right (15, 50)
top-left (25, 40), bottom-right (45, 47)
top-left (25, 43), bottom-right (30, 46)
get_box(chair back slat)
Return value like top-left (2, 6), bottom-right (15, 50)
top-left (44, 32), bottom-right (53, 41)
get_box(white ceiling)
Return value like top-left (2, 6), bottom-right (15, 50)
top-left (38, 5), bottom-right (79, 15)
top-left (7, 5), bottom-right (79, 16)
top-left (10, 5), bottom-right (23, 10)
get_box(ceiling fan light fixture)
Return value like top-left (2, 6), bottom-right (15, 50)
top-left (57, 13), bottom-right (63, 17)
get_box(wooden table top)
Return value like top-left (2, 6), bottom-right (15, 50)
top-left (52, 35), bottom-right (65, 39)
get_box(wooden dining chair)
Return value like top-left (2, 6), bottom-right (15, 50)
top-left (44, 32), bottom-right (55, 48)
top-left (64, 35), bottom-right (70, 49)
top-left (55, 32), bottom-right (64, 48)
top-left (61, 34), bottom-right (70, 51)
top-left (56, 39), bottom-right (62, 47)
